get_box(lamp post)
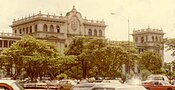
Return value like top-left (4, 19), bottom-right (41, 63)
top-left (127, 17), bottom-right (130, 75)
top-left (111, 13), bottom-right (130, 75)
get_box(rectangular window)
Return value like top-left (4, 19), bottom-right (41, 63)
top-left (0, 40), bottom-right (2, 47)
top-left (4, 40), bottom-right (8, 47)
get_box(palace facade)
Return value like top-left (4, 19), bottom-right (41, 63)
top-left (0, 6), bottom-right (107, 53)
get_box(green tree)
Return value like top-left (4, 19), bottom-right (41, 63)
top-left (65, 37), bottom-right (139, 79)
top-left (64, 36), bottom-right (107, 79)
top-left (165, 38), bottom-right (175, 57)
top-left (0, 35), bottom-right (59, 80)
top-left (92, 45), bottom-right (128, 78)
top-left (139, 51), bottom-right (162, 74)
top-left (56, 73), bottom-right (68, 80)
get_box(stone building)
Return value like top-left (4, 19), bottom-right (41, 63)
top-left (132, 26), bottom-right (165, 62)
top-left (0, 6), bottom-right (106, 53)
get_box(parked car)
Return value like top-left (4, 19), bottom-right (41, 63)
top-left (125, 78), bottom-right (142, 85)
top-left (47, 80), bottom-right (60, 89)
top-left (0, 80), bottom-right (24, 90)
top-left (58, 79), bottom-right (77, 90)
top-left (143, 80), bottom-right (175, 90)
top-left (146, 75), bottom-right (169, 82)
top-left (101, 80), bottom-right (122, 84)
top-left (71, 83), bottom-right (98, 90)
top-left (89, 83), bottom-right (147, 90)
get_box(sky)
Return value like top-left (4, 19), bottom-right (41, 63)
top-left (0, 0), bottom-right (175, 62)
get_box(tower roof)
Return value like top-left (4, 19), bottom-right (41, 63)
top-left (66, 6), bottom-right (82, 17)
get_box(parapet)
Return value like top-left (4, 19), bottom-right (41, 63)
top-left (83, 18), bottom-right (106, 26)
top-left (132, 27), bottom-right (164, 34)
top-left (12, 11), bottom-right (66, 26)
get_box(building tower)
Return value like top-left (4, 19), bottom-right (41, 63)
top-left (132, 26), bottom-right (165, 62)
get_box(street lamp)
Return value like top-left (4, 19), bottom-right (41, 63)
top-left (110, 13), bottom-right (131, 75)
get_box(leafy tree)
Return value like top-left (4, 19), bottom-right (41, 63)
top-left (64, 36), bottom-right (107, 79)
top-left (139, 51), bottom-right (162, 74)
top-left (165, 38), bottom-right (175, 57)
top-left (140, 69), bottom-right (151, 80)
top-left (92, 45), bottom-right (128, 78)
top-left (65, 37), bottom-right (139, 79)
top-left (56, 73), bottom-right (68, 80)
top-left (163, 62), bottom-right (173, 79)
top-left (0, 35), bottom-right (59, 80)
top-left (112, 41), bottom-right (139, 74)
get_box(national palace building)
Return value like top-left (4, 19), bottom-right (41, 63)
top-left (0, 6), bottom-right (164, 62)
top-left (0, 6), bottom-right (107, 53)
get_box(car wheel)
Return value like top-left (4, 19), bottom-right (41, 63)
top-left (60, 86), bottom-right (64, 90)
top-left (167, 88), bottom-right (172, 90)
top-left (146, 88), bottom-right (150, 90)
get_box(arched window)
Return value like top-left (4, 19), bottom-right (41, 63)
top-left (4, 40), bottom-right (7, 47)
top-left (26, 27), bottom-right (28, 34)
top-left (35, 25), bottom-right (37, 32)
top-left (50, 25), bottom-right (54, 32)
top-left (14, 30), bottom-right (17, 33)
top-left (88, 29), bottom-right (92, 36)
top-left (19, 29), bottom-right (22, 34)
top-left (152, 36), bottom-right (154, 42)
top-left (94, 29), bottom-right (97, 36)
top-left (99, 30), bottom-right (102, 36)
top-left (23, 28), bottom-right (25, 34)
top-left (141, 37), bottom-right (144, 43)
top-left (43, 24), bottom-right (48, 32)
top-left (56, 26), bottom-right (60, 33)
top-left (30, 26), bottom-right (32, 33)
top-left (9, 40), bottom-right (13, 47)
top-left (0, 40), bottom-right (2, 47)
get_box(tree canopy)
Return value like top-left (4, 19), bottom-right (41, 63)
top-left (139, 51), bottom-right (162, 74)
top-left (64, 36), bottom-right (139, 79)
top-left (0, 35), bottom-right (60, 80)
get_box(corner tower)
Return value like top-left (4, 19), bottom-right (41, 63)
top-left (132, 26), bottom-right (165, 62)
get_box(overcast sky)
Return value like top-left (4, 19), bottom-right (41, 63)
top-left (0, 0), bottom-right (174, 62)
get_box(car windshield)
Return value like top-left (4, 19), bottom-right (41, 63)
top-left (11, 82), bottom-right (25, 90)
top-left (147, 77), bottom-right (162, 80)
top-left (161, 81), bottom-right (171, 85)
top-left (92, 88), bottom-right (115, 90)
top-left (72, 86), bottom-right (93, 90)
top-left (118, 87), bottom-right (146, 90)
top-left (102, 80), bottom-right (121, 84)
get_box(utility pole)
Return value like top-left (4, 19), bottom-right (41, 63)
top-left (110, 13), bottom-right (131, 75)
top-left (127, 17), bottom-right (130, 75)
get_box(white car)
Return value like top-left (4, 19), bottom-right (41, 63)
top-left (0, 80), bottom-right (24, 90)
top-left (89, 83), bottom-right (147, 90)
top-left (101, 80), bottom-right (122, 85)
top-left (146, 74), bottom-right (169, 82)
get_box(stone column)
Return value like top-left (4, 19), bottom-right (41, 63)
top-left (38, 23), bottom-right (43, 31)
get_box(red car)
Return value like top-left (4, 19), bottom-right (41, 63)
top-left (143, 80), bottom-right (175, 90)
